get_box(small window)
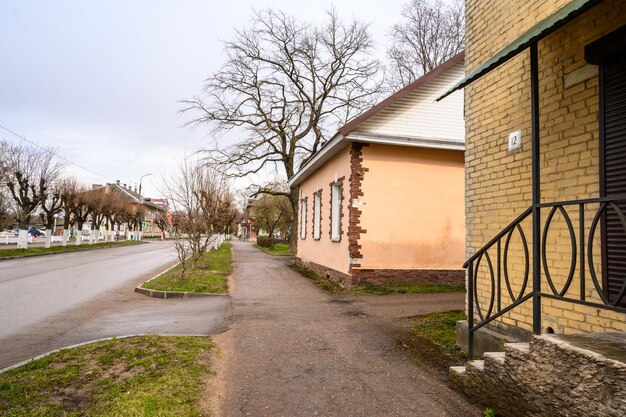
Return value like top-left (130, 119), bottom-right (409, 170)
top-left (313, 191), bottom-right (321, 240)
top-left (331, 182), bottom-right (341, 241)
top-left (300, 198), bottom-right (307, 239)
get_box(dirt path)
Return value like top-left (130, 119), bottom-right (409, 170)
top-left (213, 240), bottom-right (479, 417)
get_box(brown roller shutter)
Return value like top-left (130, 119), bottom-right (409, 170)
top-left (601, 55), bottom-right (626, 306)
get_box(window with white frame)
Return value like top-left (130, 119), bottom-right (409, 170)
top-left (331, 182), bottom-right (341, 241)
top-left (313, 191), bottom-right (321, 240)
top-left (300, 198), bottom-right (307, 239)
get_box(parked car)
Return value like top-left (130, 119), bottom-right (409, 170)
top-left (27, 226), bottom-right (44, 237)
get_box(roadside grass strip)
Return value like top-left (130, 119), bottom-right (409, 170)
top-left (256, 243), bottom-right (292, 256)
top-left (289, 263), bottom-right (465, 295)
top-left (0, 335), bottom-right (215, 417)
top-left (141, 243), bottom-right (232, 294)
top-left (0, 240), bottom-right (145, 259)
top-left (353, 282), bottom-right (466, 295)
top-left (412, 310), bottom-right (466, 353)
top-left (405, 309), bottom-right (468, 370)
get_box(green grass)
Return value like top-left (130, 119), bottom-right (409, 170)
top-left (289, 262), bottom-right (465, 295)
top-left (256, 243), bottom-right (292, 256)
top-left (483, 407), bottom-right (499, 417)
top-left (412, 310), bottom-right (467, 353)
top-left (141, 243), bottom-right (232, 294)
top-left (353, 282), bottom-right (466, 295)
top-left (0, 240), bottom-right (144, 259)
top-left (0, 335), bottom-right (215, 417)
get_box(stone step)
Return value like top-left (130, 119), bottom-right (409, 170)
top-left (504, 342), bottom-right (530, 357)
top-left (483, 351), bottom-right (506, 365)
top-left (467, 359), bottom-right (484, 371)
top-left (450, 366), bottom-right (466, 376)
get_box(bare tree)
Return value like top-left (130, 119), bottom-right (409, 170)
top-left (72, 191), bottom-right (92, 245)
top-left (253, 193), bottom-right (293, 247)
top-left (0, 189), bottom-right (13, 230)
top-left (387, 0), bottom-right (464, 89)
top-left (181, 9), bottom-right (382, 250)
top-left (1, 140), bottom-right (64, 248)
top-left (59, 177), bottom-right (86, 245)
top-left (39, 180), bottom-right (63, 247)
top-left (162, 158), bottom-right (233, 275)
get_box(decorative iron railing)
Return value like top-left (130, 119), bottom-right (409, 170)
top-left (464, 194), bottom-right (626, 358)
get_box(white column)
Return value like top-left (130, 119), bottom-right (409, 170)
top-left (44, 230), bottom-right (52, 248)
top-left (17, 229), bottom-right (28, 249)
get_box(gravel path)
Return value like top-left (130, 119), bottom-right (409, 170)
top-left (213, 240), bottom-right (479, 417)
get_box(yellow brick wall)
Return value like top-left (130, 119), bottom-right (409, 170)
top-left (466, 0), bottom-right (626, 335)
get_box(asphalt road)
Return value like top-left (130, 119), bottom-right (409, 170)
top-left (0, 241), bottom-right (230, 369)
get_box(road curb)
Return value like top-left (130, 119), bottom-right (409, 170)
top-left (134, 286), bottom-right (229, 298)
top-left (0, 241), bottom-right (148, 261)
top-left (0, 334), bottom-right (209, 374)
top-left (135, 258), bottom-right (229, 299)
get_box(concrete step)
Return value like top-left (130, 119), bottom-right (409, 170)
top-left (467, 359), bottom-right (484, 371)
top-left (483, 351), bottom-right (506, 365)
top-left (450, 366), bottom-right (466, 376)
top-left (503, 342), bottom-right (530, 357)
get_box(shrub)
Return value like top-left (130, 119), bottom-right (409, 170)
top-left (256, 235), bottom-right (275, 248)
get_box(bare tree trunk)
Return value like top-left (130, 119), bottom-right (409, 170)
top-left (288, 187), bottom-right (298, 253)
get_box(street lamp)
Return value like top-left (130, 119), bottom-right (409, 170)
top-left (138, 173), bottom-right (152, 240)
top-left (138, 173), bottom-right (152, 198)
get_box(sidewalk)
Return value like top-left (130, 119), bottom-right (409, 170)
top-left (213, 240), bottom-right (479, 417)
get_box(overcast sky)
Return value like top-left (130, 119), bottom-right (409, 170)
top-left (0, 0), bottom-right (408, 198)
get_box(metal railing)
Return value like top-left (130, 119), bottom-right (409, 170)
top-left (464, 194), bottom-right (626, 358)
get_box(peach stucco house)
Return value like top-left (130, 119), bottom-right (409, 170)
top-left (288, 53), bottom-right (466, 287)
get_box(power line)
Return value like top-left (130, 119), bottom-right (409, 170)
top-left (0, 124), bottom-right (116, 181)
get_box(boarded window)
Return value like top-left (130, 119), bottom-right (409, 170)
top-left (331, 183), bottom-right (341, 241)
top-left (313, 192), bottom-right (321, 240)
top-left (300, 199), bottom-right (307, 240)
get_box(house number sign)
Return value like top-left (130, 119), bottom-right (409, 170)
top-left (508, 130), bottom-right (522, 152)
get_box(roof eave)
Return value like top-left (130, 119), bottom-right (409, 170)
top-left (287, 133), bottom-right (347, 187)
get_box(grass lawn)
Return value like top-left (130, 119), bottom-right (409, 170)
top-left (0, 335), bottom-right (215, 417)
top-left (141, 243), bottom-right (232, 294)
top-left (289, 263), bottom-right (465, 295)
top-left (412, 310), bottom-right (466, 353)
top-left (256, 243), bottom-right (292, 256)
top-left (353, 282), bottom-right (466, 295)
top-left (0, 240), bottom-right (144, 259)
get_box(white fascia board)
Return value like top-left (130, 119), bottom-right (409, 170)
top-left (347, 133), bottom-right (465, 151)
top-left (288, 133), bottom-right (347, 187)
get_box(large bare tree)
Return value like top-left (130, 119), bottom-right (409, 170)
top-left (387, 0), bottom-right (464, 89)
top-left (181, 9), bottom-right (382, 249)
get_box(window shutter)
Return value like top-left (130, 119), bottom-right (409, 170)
top-left (602, 56), bottom-right (626, 305)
